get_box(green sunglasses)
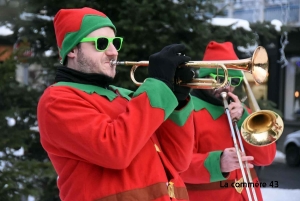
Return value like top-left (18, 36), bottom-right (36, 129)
top-left (209, 73), bottom-right (243, 87)
top-left (80, 37), bottom-right (123, 52)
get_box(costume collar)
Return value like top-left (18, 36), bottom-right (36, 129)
top-left (192, 96), bottom-right (225, 120)
top-left (53, 82), bottom-right (133, 101)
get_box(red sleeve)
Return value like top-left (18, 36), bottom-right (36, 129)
top-left (243, 138), bottom-right (277, 166)
top-left (156, 98), bottom-right (194, 172)
top-left (38, 79), bottom-right (178, 170)
top-left (180, 152), bottom-right (211, 184)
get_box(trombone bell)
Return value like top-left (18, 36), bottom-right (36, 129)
top-left (251, 46), bottom-right (269, 84)
top-left (241, 110), bottom-right (284, 146)
top-left (240, 69), bottom-right (284, 147)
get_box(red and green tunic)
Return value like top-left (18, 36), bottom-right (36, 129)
top-left (37, 78), bottom-right (194, 201)
top-left (180, 96), bottom-right (276, 201)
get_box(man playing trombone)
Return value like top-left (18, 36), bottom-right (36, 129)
top-left (180, 41), bottom-right (277, 201)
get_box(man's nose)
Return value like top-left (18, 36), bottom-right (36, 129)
top-left (106, 43), bottom-right (118, 55)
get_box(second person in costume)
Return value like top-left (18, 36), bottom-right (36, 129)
top-left (180, 41), bottom-right (276, 201)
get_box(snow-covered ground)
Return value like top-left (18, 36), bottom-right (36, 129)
top-left (273, 150), bottom-right (286, 163)
top-left (262, 188), bottom-right (300, 201)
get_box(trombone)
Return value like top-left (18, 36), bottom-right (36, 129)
top-left (111, 46), bottom-right (268, 89)
top-left (221, 72), bottom-right (283, 201)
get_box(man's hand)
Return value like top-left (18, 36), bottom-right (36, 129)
top-left (173, 67), bottom-right (194, 101)
top-left (148, 44), bottom-right (191, 90)
top-left (220, 147), bottom-right (254, 173)
top-left (228, 92), bottom-right (244, 122)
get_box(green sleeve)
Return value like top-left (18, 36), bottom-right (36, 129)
top-left (133, 78), bottom-right (178, 120)
top-left (204, 151), bottom-right (228, 182)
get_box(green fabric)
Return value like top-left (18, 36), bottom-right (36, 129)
top-left (61, 15), bottom-right (116, 63)
top-left (237, 105), bottom-right (250, 128)
top-left (192, 95), bottom-right (249, 121)
top-left (198, 68), bottom-right (243, 78)
top-left (133, 78), bottom-right (177, 120)
top-left (204, 151), bottom-right (227, 182)
top-left (192, 96), bottom-right (224, 120)
top-left (168, 95), bottom-right (194, 126)
top-left (109, 86), bottom-right (133, 101)
top-left (52, 82), bottom-right (131, 101)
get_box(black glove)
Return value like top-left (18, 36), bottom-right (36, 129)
top-left (148, 44), bottom-right (191, 90)
top-left (173, 67), bottom-right (194, 101)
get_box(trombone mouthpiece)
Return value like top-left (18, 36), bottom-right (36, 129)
top-left (220, 92), bottom-right (227, 99)
top-left (221, 92), bottom-right (229, 109)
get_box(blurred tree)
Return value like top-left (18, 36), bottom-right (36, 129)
top-left (6, 0), bottom-right (271, 89)
top-left (0, 0), bottom-right (285, 200)
top-left (0, 56), bottom-right (58, 200)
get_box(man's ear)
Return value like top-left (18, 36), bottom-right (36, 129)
top-left (67, 47), bottom-right (78, 59)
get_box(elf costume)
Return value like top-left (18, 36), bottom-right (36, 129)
top-left (180, 41), bottom-right (276, 201)
top-left (38, 7), bottom-right (194, 201)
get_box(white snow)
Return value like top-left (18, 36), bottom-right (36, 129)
top-left (271, 19), bottom-right (282, 32)
top-left (5, 117), bottom-right (16, 127)
top-left (273, 150), bottom-right (286, 163)
top-left (262, 188), bottom-right (300, 201)
top-left (237, 43), bottom-right (258, 56)
top-left (12, 147), bottom-right (24, 156)
top-left (0, 25), bottom-right (13, 36)
top-left (20, 12), bottom-right (53, 21)
top-left (210, 17), bottom-right (252, 31)
top-left (0, 12), bottom-right (53, 36)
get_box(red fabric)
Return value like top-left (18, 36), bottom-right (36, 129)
top-left (54, 7), bottom-right (107, 49)
top-left (37, 85), bottom-right (193, 201)
top-left (203, 41), bottom-right (239, 61)
top-left (180, 108), bottom-right (276, 201)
